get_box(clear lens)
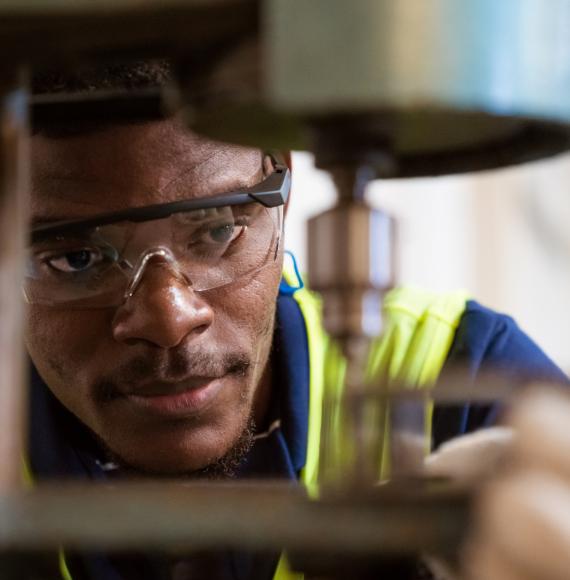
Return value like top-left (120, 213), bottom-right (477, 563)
top-left (24, 203), bottom-right (282, 308)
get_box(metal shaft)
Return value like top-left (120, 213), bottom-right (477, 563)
top-left (308, 163), bottom-right (396, 488)
top-left (308, 164), bottom-right (395, 344)
top-left (0, 67), bottom-right (29, 491)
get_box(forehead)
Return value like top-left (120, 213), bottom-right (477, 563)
top-left (31, 120), bottom-right (263, 222)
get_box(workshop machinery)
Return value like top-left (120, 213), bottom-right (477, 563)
top-left (1, 1), bottom-right (570, 578)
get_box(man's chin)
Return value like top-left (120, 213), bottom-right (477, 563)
top-left (102, 417), bottom-right (256, 479)
top-left (185, 423), bottom-right (256, 479)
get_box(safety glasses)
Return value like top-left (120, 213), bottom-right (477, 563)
top-left (25, 162), bottom-right (290, 308)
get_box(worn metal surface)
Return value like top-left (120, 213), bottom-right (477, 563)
top-left (308, 168), bottom-right (394, 340)
top-left (264, 0), bottom-right (570, 175)
top-left (307, 164), bottom-right (398, 487)
top-left (0, 70), bottom-right (29, 492)
top-left (178, 0), bottom-right (570, 175)
top-left (0, 481), bottom-right (468, 556)
top-left (268, 0), bottom-right (570, 121)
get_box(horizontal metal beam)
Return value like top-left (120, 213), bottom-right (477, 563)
top-left (0, 481), bottom-right (468, 556)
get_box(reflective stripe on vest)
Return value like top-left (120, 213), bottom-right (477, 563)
top-left (274, 268), bottom-right (469, 580)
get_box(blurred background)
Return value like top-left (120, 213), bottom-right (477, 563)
top-left (285, 150), bottom-right (570, 372)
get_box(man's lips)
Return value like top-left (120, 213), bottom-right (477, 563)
top-left (121, 376), bottom-right (226, 417)
top-left (125, 376), bottom-right (219, 397)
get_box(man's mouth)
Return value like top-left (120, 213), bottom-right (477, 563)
top-left (123, 376), bottom-right (227, 418)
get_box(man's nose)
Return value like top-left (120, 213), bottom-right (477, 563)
top-left (112, 262), bottom-right (214, 348)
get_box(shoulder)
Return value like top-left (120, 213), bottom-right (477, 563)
top-left (447, 299), bottom-right (568, 385)
top-left (434, 300), bottom-right (568, 447)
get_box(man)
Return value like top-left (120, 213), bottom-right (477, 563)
top-left (25, 61), bottom-right (567, 580)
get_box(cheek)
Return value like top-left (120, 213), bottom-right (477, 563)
top-left (215, 257), bottom-right (282, 337)
top-left (25, 306), bottom-right (113, 387)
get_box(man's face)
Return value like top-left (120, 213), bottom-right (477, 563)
top-left (26, 120), bottom-right (283, 475)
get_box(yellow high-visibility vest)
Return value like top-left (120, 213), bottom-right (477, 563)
top-left (274, 269), bottom-right (468, 580)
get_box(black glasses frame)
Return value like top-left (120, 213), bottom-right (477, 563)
top-left (32, 163), bottom-right (290, 245)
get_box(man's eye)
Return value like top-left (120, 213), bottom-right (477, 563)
top-left (46, 249), bottom-right (103, 273)
top-left (192, 220), bottom-right (247, 247)
top-left (206, 223), bottom-right (243, 244)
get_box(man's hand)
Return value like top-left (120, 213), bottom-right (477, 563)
top-left (425, 427), bottom-right (514, 485)
top-left (420, 427), bottom-right (514, 580)
top-left (464, 389), bottom-right (570, 580)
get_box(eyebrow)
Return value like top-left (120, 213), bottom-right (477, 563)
top-left (30, 156), bottom-right (273, 229)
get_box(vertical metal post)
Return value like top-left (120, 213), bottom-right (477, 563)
top-left (308, 164), bottom-right (396, 489)
top-left (0, 67), bottom-right (29, 491)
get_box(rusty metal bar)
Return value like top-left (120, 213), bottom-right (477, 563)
top-left (0, 482), bottom-right (468, 556)
top-left (0, 67), bottom-right (29, 492)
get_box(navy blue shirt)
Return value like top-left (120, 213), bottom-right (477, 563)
top-left (28, 291), bottom-right (568, 580)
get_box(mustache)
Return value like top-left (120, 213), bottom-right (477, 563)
top-left (94, 348), bottom-right (252, 402)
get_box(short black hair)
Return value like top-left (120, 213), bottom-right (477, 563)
top-left (33, 59), bottom-right (172, 95)
top-left (32, 60), bottom-right (173, 136)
